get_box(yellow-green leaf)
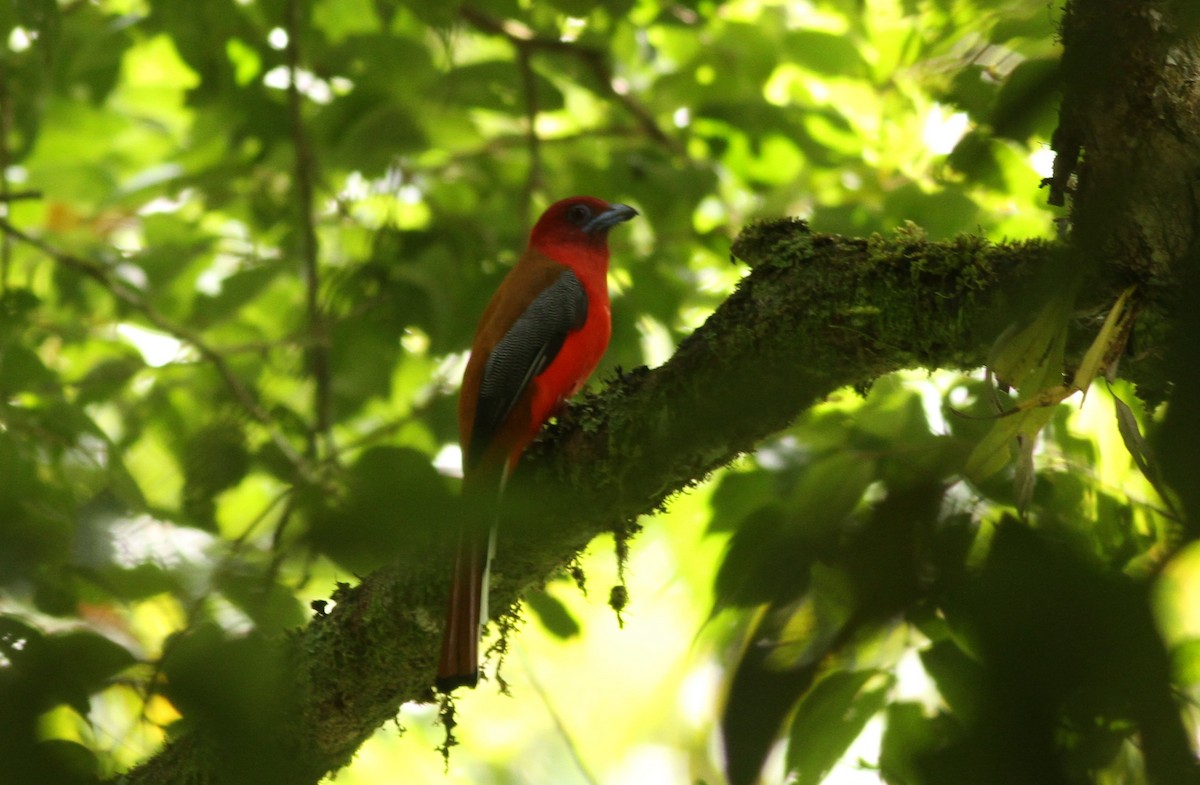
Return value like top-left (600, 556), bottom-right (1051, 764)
top-left (987, 289), bottom-right (1073, 390)
top-left (1071, 286), bottom-right (1136, 395)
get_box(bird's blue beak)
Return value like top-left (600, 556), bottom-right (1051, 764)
top-left (583, 203), bottom-right (639, 234)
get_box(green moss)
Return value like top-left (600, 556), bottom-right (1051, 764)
top-left (731, 218), bottom-right (813, 268)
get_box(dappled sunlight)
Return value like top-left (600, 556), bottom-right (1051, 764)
top-left (0, 0), bottom-right (1193, 783)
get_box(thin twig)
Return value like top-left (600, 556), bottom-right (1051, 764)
top-left (0, 190), bottom-right (42, 202)
top-left (388, 128), bottom-right (640, 186)
top-left (0, 60), bottom-right (11, 291)
top-left (0, 217), bottom-right (314, 481)
top-left (519, 646), bottom-right (602, 785)
top-left (231, 486), bottom-right (295, 549)
top-left (517, 47), bottom-right (543, 232)
top-left (284, 0), bottom-right (334, 460)
top-left (459, 5), bottom-right (684, 157)
top-left (335, 395), bottom-right (441, 458)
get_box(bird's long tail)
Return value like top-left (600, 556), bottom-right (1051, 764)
top-left (436, 524), bottom-right (495, 692)
top-left (437, 471), bottom-right (504, 692)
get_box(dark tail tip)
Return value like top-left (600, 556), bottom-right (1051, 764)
top-left (436, 670), bottom-right (480, 693)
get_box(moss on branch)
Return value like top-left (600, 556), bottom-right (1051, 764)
top-left (116, 223), bottom-right (1159, 785)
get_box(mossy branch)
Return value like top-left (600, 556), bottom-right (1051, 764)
top-left (119, 224), bottom-right (1156, 785)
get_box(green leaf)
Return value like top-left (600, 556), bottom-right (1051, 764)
top-left (216, 565), bottom-right (305, 630)
top-left (986, 290), bottom-right (1072, 391)
top-left (708, 468), bottom-right (778, 534)
top-left (525, 588), bottom-right (581, 639)
top-left (36, 739), bottom-right (98, 780)
top-left (55, 4), bottom-right (133, 104)
top-left (1110, 386), bottom-right (1175, 513)
top-left (1070, 286), bottom-right (1134, 394)
top-left (74, 355), bottom-right (144, 406)
top-left (1172, 638), bottom-right (1200, 687)
top-left (160, 624), bottom-right (296, 781)
top-left (881, 183), bottom-right (980, 240)
top-left (329, 317), bottom-right (402, 420)
top-left (545, 0), bottom-right (606, 14)
top-left (785, 669), bottom-right (893, 785)
top-left (786, 451), bottom-right (876, 545)
top-left (715, 505), bottom-right (812, 608)
top-left (938, 66), bottom-right (998, 119)
top-left (919, 640), bottom-right (984, 725)
top-left (191, 265), bottom-right (282, 327)
top-left (182, 422), bottom-right (250, 529)
top-left (397, 0), bottom-right (459, 27)
top-left (312, 0), bottom-right (381, 40)
top-left (878, 703), bottom-right (963, 785)
top-left (947, 131), bottom-right (1004, 188)
top-left (1013, 428), bottom-right (1036, 513)
top-left (0, 614), bottom-right (45, 668)
top-left (308, 446), bottom-right (453, 572)
top-left (963, 402), bottom-right (1056, 484)
top-left (16, 0), bottom-right (60, 51)
top-left (785, 30), bottom-right (870, 78)
top-left (0, 344), bottom-right (58, 393)
top-left (435, 61), bottom-right (565, 115)
top-left (0, 1), bottom-right (14, 40)
top-left (44, 630), bottom-right (137, 714)
top-left (722, 612), bottom-right (822, 785)
top-left (328, 101), bottom-right (428, 176)
top-left (991, 57), bottom-right (1060, 142)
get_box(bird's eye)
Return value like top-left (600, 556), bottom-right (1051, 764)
top-left (566, 204), bottom-right (592, 225)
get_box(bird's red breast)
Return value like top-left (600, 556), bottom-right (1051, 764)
top-left (457, 196), bottom-right (635, 477)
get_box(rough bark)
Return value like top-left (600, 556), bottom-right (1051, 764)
top-left (1052, 0), bottom-right (1200, 405)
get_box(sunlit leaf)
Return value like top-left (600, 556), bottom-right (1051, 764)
top-left (786, 451), bottom-right (876, 543)
top-left (1070, 286), bottom-right (1135, 395)
top-left (785, 30), bottom-right (870, 78)
top-left (722, 609), bottom-right (822, 785)
top-left (919, 640), bottom-right (984, 725)
top-left (986, 290), bottom-right (1072, 392)
top-left (191, 266), bottom-right (282, 327)
top-left (1110, 386), bottom-right (1175, 515)
top-left (785, 669), bottom-right (893, 785)
top-left (44, 630), bottom-right (137, 714)
top-left (878, 703), bottom-right (964, 785)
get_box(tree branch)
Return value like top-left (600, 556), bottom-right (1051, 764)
top-left (120, 226), bottom-right (1120, 785)
top-left (517, 46), bottom-right (543, 232)
top-left (1055, 0), bottom-right (1200, 276)
top-left (0, 59), bottom-right (12, 291)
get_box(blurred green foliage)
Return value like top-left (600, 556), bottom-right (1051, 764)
top-left (0, 0), bottom-right (1195, 784)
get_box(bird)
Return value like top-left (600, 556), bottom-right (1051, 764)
top-left (436, 196), bottom-right (638, 692)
